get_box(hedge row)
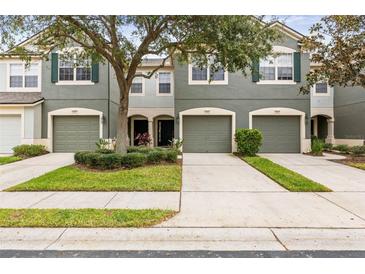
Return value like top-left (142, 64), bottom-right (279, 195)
top-left (13, 144), bottom-right (48, 158)
top-left (75, 149), bottom-right (178, 170)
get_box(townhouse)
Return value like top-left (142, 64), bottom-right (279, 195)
top-left (0, 21), bottom-right (364, 154)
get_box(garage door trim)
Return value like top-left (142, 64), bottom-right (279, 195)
top-left (249, 107), bottom-right (306, 153)
top-left (179, 107), bottom-right (236, 153)
top-left (48, 107), bottom-right (103, 152)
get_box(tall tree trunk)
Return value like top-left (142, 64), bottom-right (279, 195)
top-left (115, 79), bottom-right (130, 154)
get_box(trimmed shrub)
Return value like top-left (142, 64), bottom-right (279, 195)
top-left (165, 149), bottom-right (178, 163)
top-left (146, 150), bottom-right (166, 164)
top-left (84, 152), bottom-right (101, 168)
top-left (235, 128), bottom-right (263, 156)
top-left (311, 138), bottom-right (324, 156)
top-left (74, 151), bottom-right (91, 164)
top-left (120, 153), bottom-right (146, 168)
top-left (350, 145), bottom-right (365, 157)
top-left (97, 153), bottom-right (123, 169)
top-left (127, 146), bottom-right (154, 154)
top-left (95, 148), bottom-right (114, 154)
top-left (323, 143), bottom-right (333, 151)
top-left (333, 144), bottom-right (350, 153)
top-left (13, 144), bottom-right (48, 158)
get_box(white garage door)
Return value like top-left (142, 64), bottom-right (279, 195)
top-left (0, 115), bottom-right (21, 153)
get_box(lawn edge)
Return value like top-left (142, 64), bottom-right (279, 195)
top-left (238, 155), bottom-right (332, 192)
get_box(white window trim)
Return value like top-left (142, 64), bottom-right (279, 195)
top-left (312, 82), bottom-right (332, 97)
top-left (130, 77), bottom-right (145, 96)
top-left (188, 63), bottom-right (229, 85)
top-left (5, 60), bottom-right (42, 92)
top-left (56, 48), bottom-right (94, 86)
top-left (257, 46), bottom-right (296, 85)
top-left (156, 71), bottom-right (174, 96)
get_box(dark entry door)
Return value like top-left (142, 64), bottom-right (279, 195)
top-left (134, 120), bottom-right (148, 146)
top-left (158, 120), bottom-right (174, 146)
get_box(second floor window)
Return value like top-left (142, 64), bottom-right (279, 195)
top-left (158, 72), bottom-right (172, 94)
top-left (259, 53), bottom-right (293, 81)
top-left (59, 57), bottom-right (91, 82)
top-left (189, 62), bottom-right (227, 85)
top-left (130, 77), bottom-right (143, 95)
top-left (9, 63), bottom-right (39, 89)
top-left (314, 82), bottom-right (329, 95)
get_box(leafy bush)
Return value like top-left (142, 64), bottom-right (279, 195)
top-left (96, 138), bottom-right (110, 150)
top-left (311, 138), bottom-right (324, 156)
top-left (169, 138), bottom-right (183, 151)
top-left (127, 146), bottom-right (154, 154)
top-left (13, 144), bottom-right (48, 158)
top-left (95, 148), bottom-right (114, 154)
top-left (235, 128), bottom-right (263, 156)
top-left (165, 149), bottom-right (178, 163)
top-left (74, 151), bottom-right (91, 164)
top-left (146, 150), bottom-right (166, 164)
top-left (350, 146), bottom-right (365, 157)
top-left (134, 133), bottom-right (152, 146)
top-left (120, 153), bottom-right (146, 168)
top-left (323, 143), bottom-right (333, 151)
top-left (333, 144), bottom-right (350, 153)
top-left (97, 153), bottom-right (123, 169)
top-left (84, 152), bottom-right (102, 168)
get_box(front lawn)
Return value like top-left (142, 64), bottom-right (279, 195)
top-left (0, 208), bottom-right (175, 228)
top-left (242, 156), bottom-right (331, 192)
top-left (5, 164), bottom-right (181, 192)
top-left (0, 156), bottom-right (22, 165)
top-left (348, 162), bottom-right (365, 171)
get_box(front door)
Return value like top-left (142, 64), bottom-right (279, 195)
top-left (133, 120), bottom-right (148, 146)
top-left (158, 120), bottom-right (174, 147)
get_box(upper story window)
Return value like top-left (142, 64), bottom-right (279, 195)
top-left (189, 60), bottom-right (228, 85)
top-left (59, 56), bottom-right (91, 82)
top-left (9, 63), bottom-right (40, 91)
top-left (312, 82), bottom-right (331, 96)
top-left (130, 77), bottom-right (144, 95)
top-left (158, 72), bottom-right (172, 95)
top-left (259, 53), bottom-right (293, 81)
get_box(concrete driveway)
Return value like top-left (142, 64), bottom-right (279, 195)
top-left (0, 153), bottom-right (74, 191)
top-left (261, 153), bottom-right (365, 191)
top-left (161, 153), bottom-right (365, 228)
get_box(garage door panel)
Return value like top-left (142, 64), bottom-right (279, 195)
top-left (183, 116), bottom-right (231, 153)
top-left (0, 115), bottom-right (21, 153)
top-left (53, 116), bottom-right (99, 152)
top-left (253, 116), bottom-right (300, 153)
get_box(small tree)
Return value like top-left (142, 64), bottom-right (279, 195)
top-left (301, 15), bottom-right (365, 93)
top-left (0, 16), bottom-right (279, 153)
top-left (235, 128), bottom-right (263, 156)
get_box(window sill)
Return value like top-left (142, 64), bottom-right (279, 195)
top-left (313, 93), bottom-right (330, 97)
top-left (7, 88), bottom-right (41, 92)
top-left (188, 80), bottom-right (228, 85)
top-left (130, 93), bottom-right (145, 97)
top-left (156, 93), bottom-right (173, 96)
top-left (256, 81), bottom-right (297, 85)
top-left (55, 81), bottom-right (95, 86)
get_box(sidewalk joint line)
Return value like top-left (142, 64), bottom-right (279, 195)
top-left (27, 192), bottom-right (58, 209)
top-left (269, 228), bottom-right (288, 251)
top-left (45, 228), bottom-right (68, 250)
top-left (103, 192), bottom-right (119, 208)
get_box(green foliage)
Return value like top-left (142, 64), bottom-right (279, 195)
top-left (95, 138), bottom-right (110, 150)
top-left (95, 148), bottom-right (114, 154)
top-left (0, 156), bottom-right (22, 165)
top-left (323, 143), bottom-right (333, 151)
top-left (333, 144), bottom-right (350, 153)
top-left (127, 146), bottom-right (155, 154)
top-left (120, 153), bottom-right (147, 168)
top-left (146, 150), bottom-right (166, 164)
top-left (74, 151), bottom-right (91, 164)
top-left (13, 144), bottom-right (48, 158)
top-left (169, 138), bottom-right (183, 151)
top-left (235, 128), bottom-right (263, 156)
top-left (165, 149), bottom-right (178, 163)
top-left (350, 145), bottom-right (365, 157)
top-left (311, 138), bottom-right (324, 156)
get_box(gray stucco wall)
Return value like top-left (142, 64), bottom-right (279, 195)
top-left (174, 35), bottom-right (311, 139)
top-left (334, 86), bottom-right (365, 139)
top-left (311, 87), bottom-right (334, 108)
top-left (0, 64), bottom-right (6, 91)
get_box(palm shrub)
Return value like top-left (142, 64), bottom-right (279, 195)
top-left (235, 128), bottom-right (263, 156)
top-left (311, 138), bottom-right (324, 156)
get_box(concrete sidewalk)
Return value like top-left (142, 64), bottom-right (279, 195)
top-left (0, 153), bottom-right (74, 191)
top-left (0, 192), bottom-right (180, 210)
top-left (261, 153), bottom-right (365, 191)
top-left (1, 227), bottom-right (365, 251)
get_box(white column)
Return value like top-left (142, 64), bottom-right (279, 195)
top-left (148, 119), bottom-right (154, 147)
top-left (326, 119), bottom-right (335, 144)
top-left (313, 117), bottom-right (318, 137)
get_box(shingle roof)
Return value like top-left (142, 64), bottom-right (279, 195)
top-left (0, 92), bottom-right (44, 104)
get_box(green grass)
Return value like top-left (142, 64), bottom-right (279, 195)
top-left (242, 156), bottom-right (331, 192)
top-left (0, 208), bottom-right (176, 228)
top-left (348, 162), bottom-right (365, 171)
top-left (6, 164), bottom-right (181, 192)
top-left (0, 156), bottom-right (22, 165)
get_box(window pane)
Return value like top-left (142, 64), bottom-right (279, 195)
top-left (25, 64), bottom-right (38, 75)
top-left (159, 72), bottom-right (171, 93)
top-left (131, 83), bottom-right (143, 94)
top-left (10, 64), bottom-right (23, 76)
top-left (76, 67), bottom-right (91, 80)
top-left (277, 67), bottom-right (293, 80)
top-left (59, 68), bottom-right (74, 81)
top-left (25, 76), bottom-right (38, 87)
top-left (159, 83), bottom-right (171, 93)
top-left (277, 53), bottom-right (293, 66)
top-left (192, 66), bottom-right (207, 81)
top-left (10, 76), bottom-right (23, 87)
top-left (315, 83), bottom-right (328, 93)
top-left (211, 67), bottom-right (225, 81)
top-left (260, 56), bottom-right (275, 67)
top-left (259, 67), bottom-right (275, 80)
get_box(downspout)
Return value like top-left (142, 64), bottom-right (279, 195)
top-left (107, 62), bottom-right (111, 139)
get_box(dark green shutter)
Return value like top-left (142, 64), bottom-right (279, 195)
top-left (92, 63), bottom-right (99, 83)
top-left (294, 52), bottom-right (301, 82)
top-left (51, 53), bottom-right (58, 83)
top-left (252, 58), bottom-right (260, 82)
